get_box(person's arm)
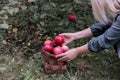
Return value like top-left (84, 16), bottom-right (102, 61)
top-left (59, 18), bottom-right (112, 45)
top-left (88, 15), bottom-right (120, 52)
top-left (56, 44), bottom-right (89, 62)
top-left (56, 16), bottom-right (119, 62)
top-left (67, 18), bottom-right (113, 40)
top-left (73, 28), bottom-right (93, 40)
top-left (59, 28), bottom-right (93, 45)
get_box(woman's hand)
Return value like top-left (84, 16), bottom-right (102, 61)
top-left (59, 28), bottom-right (93, 45)
top-left (55, 48), bottom-right (78, 62)
top-left (59, 33), bottom-right (76, 45)
top-left (55, 44), bottom-right (89, 62)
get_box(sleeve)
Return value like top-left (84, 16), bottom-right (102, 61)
top-left (88, 15), bottom-right (120, 52)
top-left (90, 17), bottom-right (113, 37)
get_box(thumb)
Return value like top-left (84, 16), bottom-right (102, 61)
top-left (59, 33), bottom-right (69, 37)
top-left (62, 43), bottom-right (68, 46)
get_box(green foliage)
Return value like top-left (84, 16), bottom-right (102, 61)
top-left (0, 0), bottom-right (120, 80)
top-left (0, 0), bottom-right (94, 55)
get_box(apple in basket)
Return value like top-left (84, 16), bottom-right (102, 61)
top-left (44, 44), bottom-right (53, 53)
top-left (53, 46), bottom-right (64, 55)
top-left (44, 40), bottom-right (53, 46)
top-left (53, 45), bottom-right (69, 55)
top-left (62, 45), bottom-right (69, 52)
top-left (54, 35), bottom-right (64, 45)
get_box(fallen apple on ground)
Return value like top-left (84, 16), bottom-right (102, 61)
top-left (68, 13), bottom-right (77, 22)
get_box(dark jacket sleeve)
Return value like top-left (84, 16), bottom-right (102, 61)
top-left (90, 17), bottom-right (113, 37)
top-left (88, 15), bottom-right (120, 52)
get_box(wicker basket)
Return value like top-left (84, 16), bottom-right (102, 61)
top-left (41, 50), bottom-right (67, 74)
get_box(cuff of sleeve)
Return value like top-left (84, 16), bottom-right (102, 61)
top-left (90, 23), bottom-right (109, 37)
top-left (88, 40), bottom-right (94, 52)
top-left (88, 38), bottom-right (103, 52)
top-left (90, 25), bottom-right (96, 37)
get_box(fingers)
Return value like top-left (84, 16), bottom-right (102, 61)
top-left (57, 56), bottom-right (67, 62)
top-left (55, 53), bottom-right (65, 58)
top-left (57, 56), bottom-right (71, 62)
top-left (59, 33), bottom-right (67, 36)
top-left (55, 53), bottom-right (71, 62)
top-left (55, 53), bottom-right (68, 62)
top-left (59, 33), bottom-right (70, 38)
top-left (62, 43), bottom-right (68, 46)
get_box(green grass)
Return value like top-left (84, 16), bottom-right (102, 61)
top-left (1, 0), bottom-right (120, 80)
top-left (0, 49), bottom-right (120, 80)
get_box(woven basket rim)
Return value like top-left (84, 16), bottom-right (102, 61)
top-left (41, 49), bottom-right (68, 74)
top-left (41, 49), bottom-right (56, 59)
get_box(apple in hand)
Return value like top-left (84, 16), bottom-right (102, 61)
top-left (53, 46), bottom-right (63, 55)
top-left (44, 40), bottom-right (53, 46)
top-left (62, 45), bottom-right (69, 52)
top-left (54, 35), bottom-right (64, 45)
top-left (68, 13), bottom-right (77, 22)
top-left (44, 45), bottom-right (53, 52)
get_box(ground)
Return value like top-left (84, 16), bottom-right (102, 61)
top-left (0, 48), bottom-right (120, 80)
top-left (0, 0), bottom-right (120, 80)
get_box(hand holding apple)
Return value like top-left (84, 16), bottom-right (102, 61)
top-left (54, 35), bottom-right (64, 45)
top-left (59, 33), bottom-right (75, 45)
top-left (55, 48), bottom-right (78, 62)
top-left (53, 46), bottom-right (63, 55)
top-left (62, 45), bottom-right (69, 52)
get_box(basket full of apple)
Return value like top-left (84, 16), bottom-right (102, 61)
top-left (41, 35), bottom-right (69, 74)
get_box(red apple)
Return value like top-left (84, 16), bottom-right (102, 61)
top-left (62, 45), bottom-right (69, 52)
top-left (44, 45), bottom-right (53, 52)
top-left (44, 40), bottom-right (53, 46)
top-left (53, 46), bottom-right (63, 55)
top-left (68, 13), bottom-right (77, 22)
top-left (54, 35), bottom-right (64, 45)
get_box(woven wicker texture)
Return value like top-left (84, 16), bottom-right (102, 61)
top-left (41, 50), bottom-right (67, 74)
